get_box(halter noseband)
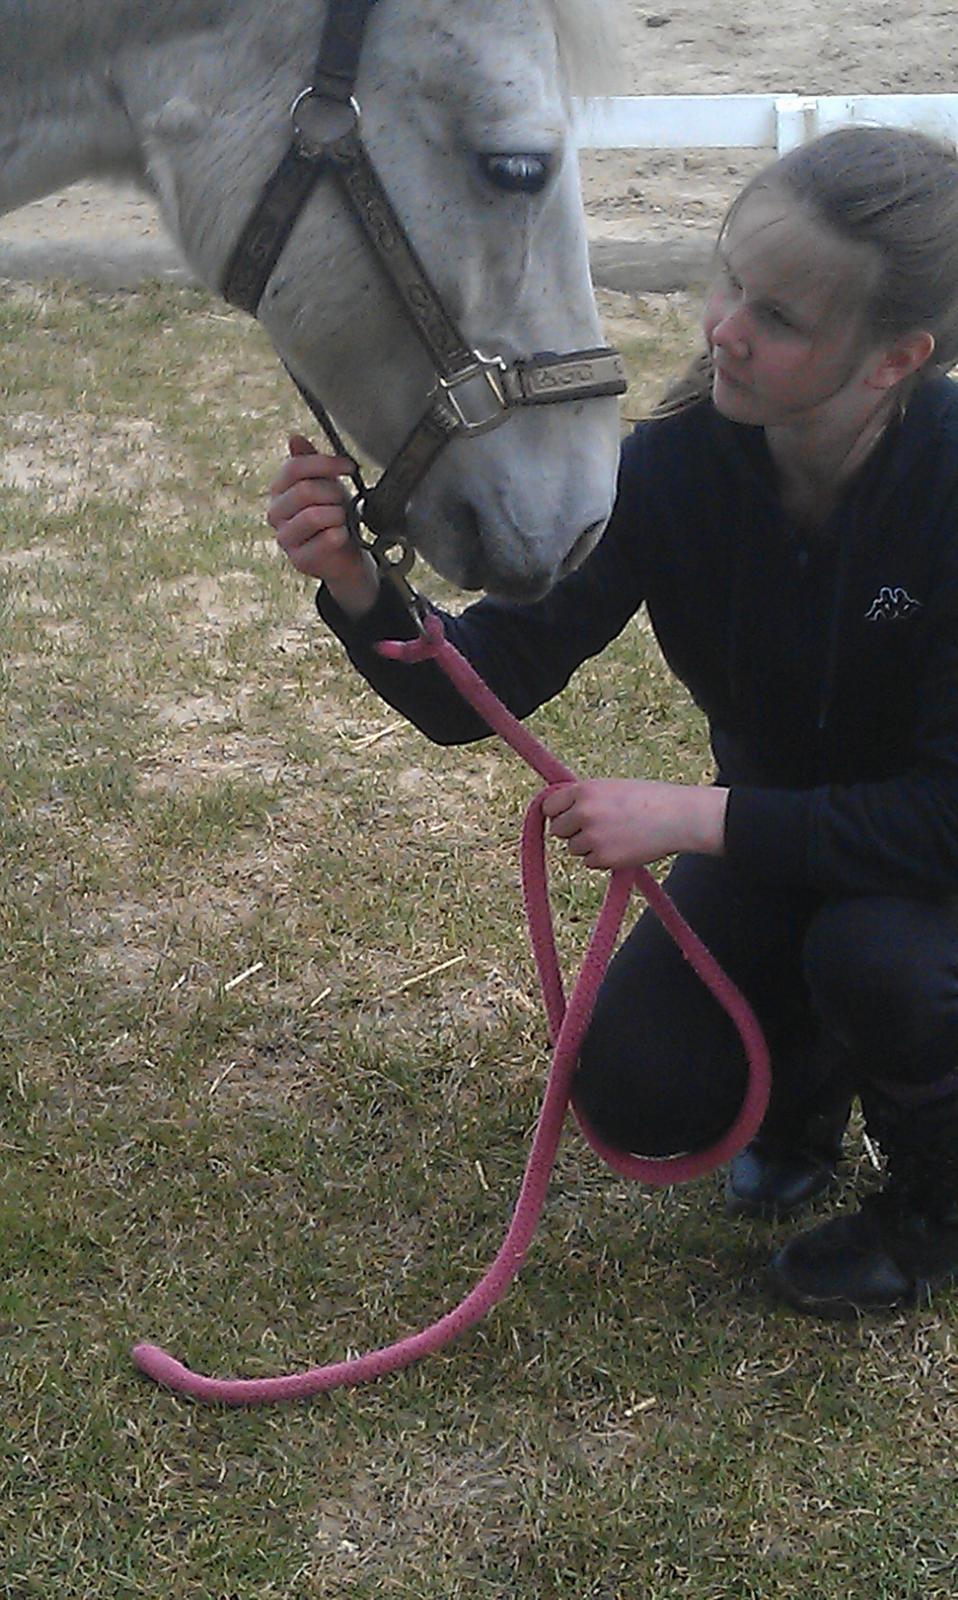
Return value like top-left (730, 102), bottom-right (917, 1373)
top-left (221, 0), bottom-right (627, 606)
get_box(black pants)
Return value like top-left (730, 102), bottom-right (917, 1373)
top-left (573, 854), bottom-right (958, 1157)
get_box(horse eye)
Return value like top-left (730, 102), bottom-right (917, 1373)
top-left (477, 152), bottom-right (552, 195)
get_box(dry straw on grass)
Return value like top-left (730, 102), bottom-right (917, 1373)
top-left (1, 280), bottom-right (956, 1600)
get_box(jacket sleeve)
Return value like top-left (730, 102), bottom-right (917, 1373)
top-left (315, 433), bottom-right (650, 745)
top-left (724, 557), bottom-right (958, 897)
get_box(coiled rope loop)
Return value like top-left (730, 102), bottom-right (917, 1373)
top-left (132, 614), bottom-right (769, 1405)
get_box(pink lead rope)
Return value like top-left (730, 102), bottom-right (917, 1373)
top-left (132, 614), bottom-right (770, 1405)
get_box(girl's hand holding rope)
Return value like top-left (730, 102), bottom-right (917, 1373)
top-left (541, 778), bottom-right (729, 870)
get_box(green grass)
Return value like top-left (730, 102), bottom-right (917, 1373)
top-left (1, 279), bottom-right (956, 1600)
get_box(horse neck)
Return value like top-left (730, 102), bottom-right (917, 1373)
top-left (0, 0), bottom-right (240, 213)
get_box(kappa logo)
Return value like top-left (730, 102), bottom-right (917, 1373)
top-left (865, 585), bottom-right (923, 622)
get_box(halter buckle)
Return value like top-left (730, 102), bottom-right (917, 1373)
top-left (436, 357), bottom-right (509, 435)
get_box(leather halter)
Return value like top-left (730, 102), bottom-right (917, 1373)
top-left (221, 0), bottom-right (627, 605)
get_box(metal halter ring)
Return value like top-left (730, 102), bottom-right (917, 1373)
top-left (347, 493), bottom-right (415, 579)
top-left (291, 87), bottom-right (361, 157)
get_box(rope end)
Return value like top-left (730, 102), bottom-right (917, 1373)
top-left (132, 1341), bottom-right (191, 1388)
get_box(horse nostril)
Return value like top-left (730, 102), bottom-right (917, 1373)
top-left (560, 519), bottom-right (606, 579)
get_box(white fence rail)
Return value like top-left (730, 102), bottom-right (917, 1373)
top-left (573, 94), bottom-right (958, 154)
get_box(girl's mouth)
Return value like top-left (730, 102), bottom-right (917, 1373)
top-left (714, 363), bottom-right (749, 392)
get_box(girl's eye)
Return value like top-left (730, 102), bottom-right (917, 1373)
top-left (756, 301), bottom-right (798, 332)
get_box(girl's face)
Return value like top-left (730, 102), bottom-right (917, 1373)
top-left (702, 190), bottom-right (882, 429)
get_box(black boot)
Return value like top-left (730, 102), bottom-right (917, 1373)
top-left (725, 1099), bottom-right (850, 1219)
top-left (770, 1081), bottom-right (958, 1317)
top-left (725, 1037), bottom-right (853, 1219)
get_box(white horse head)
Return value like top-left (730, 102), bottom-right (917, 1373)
top-left (1, 0), bottom-right (622, 599)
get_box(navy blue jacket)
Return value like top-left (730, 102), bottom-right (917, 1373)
top-left (317, 375), bottom-right (958, 899)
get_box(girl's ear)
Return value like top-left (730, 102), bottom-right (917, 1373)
top-left (869, 330), bottom-right (936, 391)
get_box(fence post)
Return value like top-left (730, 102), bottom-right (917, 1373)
top-left (774, 96), bottom-right (819, 154)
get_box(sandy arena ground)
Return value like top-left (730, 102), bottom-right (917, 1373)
top-left (0, 1), bottom-right (955, 291)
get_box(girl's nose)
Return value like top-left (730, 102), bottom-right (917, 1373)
top-left (711, 306), bottom-right (751, 361)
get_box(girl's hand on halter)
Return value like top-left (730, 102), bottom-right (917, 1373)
top-left (268, 435), bottom-right (381, 618)
top-left (541, 779), bottom-right (729, 871)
